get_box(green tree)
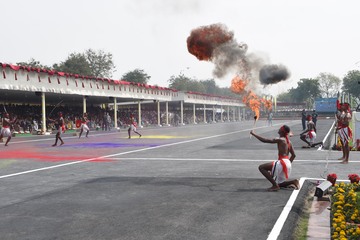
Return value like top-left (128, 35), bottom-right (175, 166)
top-left (201, 79), bottom-right (218, 94)
top-left (276, 91), bottom-right (293, 102)
top-left (85, 49), bottom-right (116, 78)
top-left (295, 78), bottom-right (321, 108)
top-left (17, 58), bottom-right (51, 70)
top-left (316, 72), bottom-right (341, 98)
top-left (168, 74), bottom-right (207, 92)
top-left (188, 80), bottom-right (207, 93)
top-left (218, 87), bottom-right (238, 97)
top-left (53, 53), bottom-right (92, 76)
top-left (121, 69), bottom-right (151, 84)
top-left (342, 70), bottom-right (360, 102)
top-left (168, 74), bottom-right (192, 91)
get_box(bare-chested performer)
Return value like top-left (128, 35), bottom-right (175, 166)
top-left (250, 125), bottom-right (300, 192)
top-left (79, 112), bottom-right (90, 138)
top-left (0, 113), bottom-right (17, 146)
top-left (49, 112), bottom-right (65, 146)
top-left (300, 115), bottom-right (323, 148)
top-left (128, 116), bottom-right (142, 139)
top-left (336, 103), bottom-right (352, 164)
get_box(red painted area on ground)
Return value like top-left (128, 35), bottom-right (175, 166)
top-left (0, 150), bottom-right (113, 162)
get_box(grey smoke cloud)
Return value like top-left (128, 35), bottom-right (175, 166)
top-left (188, 23), bottom-right (291, 86)
top-left (259, 64), bottom-right (291, 85)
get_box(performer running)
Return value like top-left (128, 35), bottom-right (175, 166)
top-left (300, 115), bottom-right (322, 148)
top-left (250, 125), bottom-right (299, 192)
top-left (49, 112), bottom-right (65, 146)
top-left (336, 103), bottom-right (352, 164)
top-left (128, 116), bottom-right (142, 139)
top-left (0, 112), bottom-right (17, 146)
top-left (79, 112), bottom-right (90, 138)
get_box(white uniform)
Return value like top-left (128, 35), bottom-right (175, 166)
top-left (306, 130), bottom-right (317, 144)
top-left (271, 157), bottom-right (292, 184)
top-left (0, 126), bottom-right (11, 137)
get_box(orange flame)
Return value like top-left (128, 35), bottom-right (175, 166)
top-left (231, 76), bottom-right (261, 119)
top-left (243, 91), bottom-right (261, 119)
top-left (231, 76), bottom-right (248, 94)
top-left (261, 98), bottom-right (273, 111)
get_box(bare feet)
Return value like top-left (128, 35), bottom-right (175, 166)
top-left (341, 160), bottom-right (349, 164)
top-left (267, 185), bottom-right (280, 192)
top-left (293, 179), bottom-right (300, 190)
top-left (52, 144), bottom-right (57, 147)
top-left (60, 142), bottom-right (64, 146)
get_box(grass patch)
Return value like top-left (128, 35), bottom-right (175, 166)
top-left (292, 191), bottom-right (314, 240)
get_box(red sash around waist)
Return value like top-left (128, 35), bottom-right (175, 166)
top-left (278, 155), bottom-right (289, 179)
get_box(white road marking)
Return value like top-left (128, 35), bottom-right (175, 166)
top-left (0, 124), bottom-right (275, 179)
top-left (266, 177), bottom-right (306, 240)
top-left (107, 157), bottom-right (350, 163)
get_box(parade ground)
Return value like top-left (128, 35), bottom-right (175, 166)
top-left (0, 118), bottom-right (358, 240)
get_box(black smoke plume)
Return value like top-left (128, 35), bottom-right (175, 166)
top-left (259, 64), bottom-right (290, 85)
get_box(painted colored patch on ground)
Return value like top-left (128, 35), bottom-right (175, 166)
top-left (0, 150), bottom-right (112, 162)
top-left (130, 135), bottom-right (188, 139)
top-left (60, 142), bottom-right (160, 148)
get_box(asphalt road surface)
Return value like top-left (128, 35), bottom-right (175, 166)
top-left (0, 118), bottom-right (358, 240)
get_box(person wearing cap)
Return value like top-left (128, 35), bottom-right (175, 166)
top-left (250, 125), bottom-right (299, 191)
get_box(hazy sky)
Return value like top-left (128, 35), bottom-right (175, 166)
top-left (2, 0), bottom-right (360, 96)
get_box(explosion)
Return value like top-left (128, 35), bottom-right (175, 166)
top-left (242, 91), bottom-right (261, 120)
top-left (187, 23), bottom-right (289, 119)
top-left (187, 23), bottom-right (233, 61)
top-left (230, 76), bottom-right (248, 94)
top-left (231, 75), bottom-right (272, 120)
top-left (261, 98), bottom-right (273, 111)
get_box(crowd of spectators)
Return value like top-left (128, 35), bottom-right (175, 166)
top-left (0, 104), bottom-right (238, 134)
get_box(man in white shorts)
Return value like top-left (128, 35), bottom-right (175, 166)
top-left (0, 113), bottom-right (17, 146)
top-left (79, 112), bottom-right (90, 138)
top-left (250, 125), bottom-right (299, 191)
top-left (300, 115), bottom-right (322, 148)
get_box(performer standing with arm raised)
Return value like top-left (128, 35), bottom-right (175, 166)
top-left (49, 112), bottom-right (65, 146)
top-left (250, 125), bottom-right (299, 191)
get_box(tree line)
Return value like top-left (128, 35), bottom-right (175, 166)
top-left (277, 71), bottom-right (360, 108)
